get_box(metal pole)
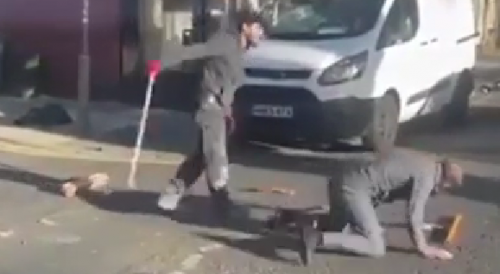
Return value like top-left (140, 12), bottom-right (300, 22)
top-left (76, 0), bottom-right (91, 135)
top-left (200, 0), bottom-right (208, 42)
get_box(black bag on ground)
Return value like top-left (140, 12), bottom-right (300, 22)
top-left (14, 103), bottom-right (72, 127)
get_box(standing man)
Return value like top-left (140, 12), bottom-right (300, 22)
top-left (155, 9), bottom-right (264, 218)
top-left (298, 149), bottom-right (463, 265)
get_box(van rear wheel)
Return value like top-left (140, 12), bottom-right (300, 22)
top-left (362, 93), bottom-right (399, 152)
top-left (442, 73), bottom-right (473, 127)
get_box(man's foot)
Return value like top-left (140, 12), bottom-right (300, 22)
top-left (157, 179), bottom-right (185, 211)
top-left (298, 223), bottom-right (321, 266)
top-left (210, 187), bottom-right (249, 222)
top-left (210, 187), bottom-right (233, 220)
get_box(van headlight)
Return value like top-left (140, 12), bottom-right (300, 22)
top-left (318, 51), bottom-right (368, 86)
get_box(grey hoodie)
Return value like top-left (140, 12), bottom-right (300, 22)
top-left (160, 24), bottom-right (245, 111)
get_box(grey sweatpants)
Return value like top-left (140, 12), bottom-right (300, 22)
top-left (321, 178), bottom-right (386, 257)
top-left (174, 98), bottom-right (229, 192)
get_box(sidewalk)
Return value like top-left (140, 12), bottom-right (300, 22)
top-left (0, 96), bottom-right (197, 164)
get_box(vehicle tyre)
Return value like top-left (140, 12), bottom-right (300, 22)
top-left (442, 73), bottom-right (474, 127)
top-left (362, 93), bottom-right (399, 152)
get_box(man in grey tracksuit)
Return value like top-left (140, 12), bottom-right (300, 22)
top-left (298, 149), bottom-right (463, 265)
top-left (157, 10), bottom-right (264, 217)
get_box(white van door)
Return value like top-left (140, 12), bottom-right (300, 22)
top-left (372, 0), bottom-right (432, 122)
top-left (433, 0), bottom-right (477, 106)
top-left (415, 0), bottom-right (458, 114)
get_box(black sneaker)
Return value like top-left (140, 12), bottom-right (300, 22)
top-left (210, 187), bottom-right (232, 219)
top-left (298, 224), bottom-right (321, 266)
top-left (211, 188), bottom-right (250, 223)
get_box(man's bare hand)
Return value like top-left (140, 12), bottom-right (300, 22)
top-left (224, 106), bottom-right (235, 133)
top-left (225, 115), bottom-right (235, 134)
top-left (420, 246), bottom-right (453, 260)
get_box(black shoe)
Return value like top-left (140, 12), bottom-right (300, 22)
top-left (298, 224), bottom-right (321, 266)
top-left (210, 188), bottom-right (233, 220)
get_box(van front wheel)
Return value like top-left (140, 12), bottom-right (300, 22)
top-left (362, 93), bottom-right (399, 151)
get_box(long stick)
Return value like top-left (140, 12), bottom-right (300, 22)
top-left (127, 75), bottom-right (156, 189)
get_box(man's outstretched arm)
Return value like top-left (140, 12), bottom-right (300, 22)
top-left (160, 34), bottom-right (230, 68)
top-left (407, 172), bottom-right (454, 260)
top-left (407, 175), bottom-right (434, 252)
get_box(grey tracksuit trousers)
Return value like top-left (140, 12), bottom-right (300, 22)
top-left (319, 149), bottom-right (441, 257)
top-left (174, 97), bottom-right (229, 192)
top-left (161, 26), bottom-right (245, 193)
top-left (323, 178), bottom-right (386, 257)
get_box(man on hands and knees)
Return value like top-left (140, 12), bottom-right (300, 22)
top-left (298, 149), bottom-right (463, 265)
top-left (156, 10), bottom-right (264, 218)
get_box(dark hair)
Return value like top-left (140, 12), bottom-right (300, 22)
top-left (234, 9), bottom-right (263, 31)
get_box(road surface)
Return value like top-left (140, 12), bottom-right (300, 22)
top-left (0, 94), bottom-right (499, 274)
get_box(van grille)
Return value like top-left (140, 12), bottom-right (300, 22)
top-left (245, 68), bottom-right (312, 80)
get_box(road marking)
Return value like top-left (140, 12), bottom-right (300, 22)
top-left (198, 243), bottom-right (224, 253)
top-left (180, 253), bottom-right (203, 270)
top-left (0, 229), bottom-right (14, 238)
top-left (167, 241), bottom-right (226, 274)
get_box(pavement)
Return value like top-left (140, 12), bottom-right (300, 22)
top-left (0, 90), bottom-right (499, 274)
top-left (0, 95), bottom-right (196, 164)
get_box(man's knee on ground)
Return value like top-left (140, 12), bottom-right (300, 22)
top-left (367, 234), bottom-right (386, 258)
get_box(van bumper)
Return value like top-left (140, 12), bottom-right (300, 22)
top-left (233, 85), bottom-right (376, 143)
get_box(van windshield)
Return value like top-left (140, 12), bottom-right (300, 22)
top-left (261, 0), bottom-right (385, 40)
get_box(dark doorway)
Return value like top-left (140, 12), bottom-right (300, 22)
top-left (120, 0), bottom-right (140, 77)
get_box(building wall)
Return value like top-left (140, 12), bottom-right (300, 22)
top-left (139, 0), bottom-right (195, 64)
top-left (139, 0), bottom-right (261, 64)
top-left (0, 0), bottom-right (121, 99)
top-left (474, 0), bottom-right (500, 56)
top-left (0, 0), bottom-right (260, 100)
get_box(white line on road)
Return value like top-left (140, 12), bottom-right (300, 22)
top-left (198, 243), bottom-right (224, 253)
top-left (180, 253), bottom-right (203, 270)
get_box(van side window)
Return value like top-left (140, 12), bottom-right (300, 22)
top-left (376, 0), bottom-right (419, 50)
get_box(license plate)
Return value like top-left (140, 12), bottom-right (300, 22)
top-left (251, 105), bottom-right (294, 118)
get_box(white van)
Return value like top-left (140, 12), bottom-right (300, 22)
top-left (233, 0), bottom-right (478, 150)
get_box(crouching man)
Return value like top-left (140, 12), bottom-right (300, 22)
top-left (298, 149), bottom-right (463, 265)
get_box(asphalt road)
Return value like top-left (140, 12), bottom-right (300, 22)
top-left (0, 94), bottom-right (499, 274)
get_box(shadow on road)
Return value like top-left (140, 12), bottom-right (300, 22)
top-left (77, 188), bottom-right (306, 263)
top-left (78, 189), bottom-right (165, 215)
top-left (0, 165), bottom-right (65, 195)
